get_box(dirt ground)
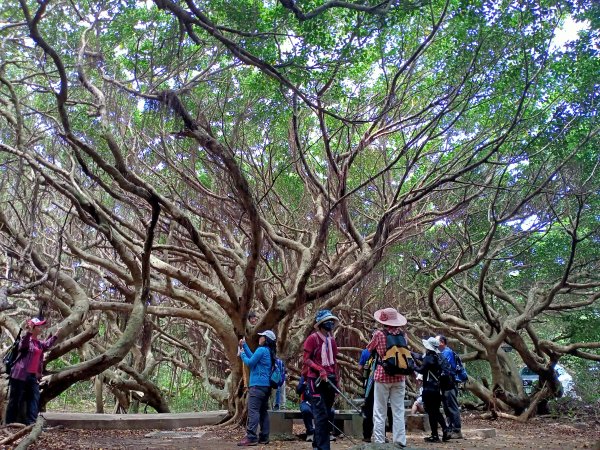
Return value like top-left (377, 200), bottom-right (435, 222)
top-left (1, 412), bottom-right (599, 450)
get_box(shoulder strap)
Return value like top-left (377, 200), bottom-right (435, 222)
top-left (428, 370), bottom-right (439, 382)
top-left (453, 350), bottom-right (462, 365)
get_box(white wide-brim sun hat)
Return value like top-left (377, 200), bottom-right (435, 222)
top-left (422, 337), bottom-right (440, 353)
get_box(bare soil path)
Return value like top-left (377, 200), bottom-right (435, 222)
top-left (1, 412), bottom-right (598, 449)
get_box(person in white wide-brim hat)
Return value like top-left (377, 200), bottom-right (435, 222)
top-left (366, 308), bottom-right (409, 447)
top-left (414, 337), bottom-right (450, 443)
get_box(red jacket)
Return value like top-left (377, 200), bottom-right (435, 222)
top-left (303, 332), bottom-right (338, 379)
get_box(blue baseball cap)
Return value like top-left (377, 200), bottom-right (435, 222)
top-left (314, 310), bottom-right (339, 328)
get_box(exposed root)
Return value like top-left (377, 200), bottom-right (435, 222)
top-left (14, 416), bottom-right (45, 450)
top-left (488, 384), bottom-right (552, 422)
top-left (0, 423), bottom-right (34, 445)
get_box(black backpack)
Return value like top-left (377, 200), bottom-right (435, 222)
top-left (3, 329), bottom-right (23, 375)
top-left (380, 331), bottom-right (415, 376)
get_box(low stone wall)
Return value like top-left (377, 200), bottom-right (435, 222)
top-left (42, 411), bottom-right (228, 430)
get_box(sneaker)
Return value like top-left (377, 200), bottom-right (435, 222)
top-left (258, 439), bottom-right (269, 445)
top-left (442, 432), bottom-right (451, 442)
top-left (306, 434), bottom-right (314, 442)
top-left (450, 431), bottom-right (464, 439)
top-left (237, 438), bottom-right (258, 446)
top-left (329, 435), bottom-right (337, 441)
top-left (424, 435), bottom-right (440, 442)
top-left (362, 438), bottom-right (371, 443)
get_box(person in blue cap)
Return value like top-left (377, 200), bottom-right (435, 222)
top-left (302, 310), bottom-right (339, 450)
top-left (237, 329), bottom-right (277, 446)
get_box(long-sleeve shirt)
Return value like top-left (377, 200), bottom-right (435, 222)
top-left (367, 328), bottom-right (406, 383)
top-left (240, 342), bottom-right (272, 387)
top-left (10, 332), bottom-right (58, 381)
top-left (303, 332), bottom-right (338, 379)
top-left (414, 351), bottom-right (443, 392)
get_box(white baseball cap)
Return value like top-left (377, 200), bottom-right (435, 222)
top-left (258, 330), bottom-right (276, 341)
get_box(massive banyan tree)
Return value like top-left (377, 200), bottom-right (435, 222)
top-left (0, 0), bottom-right (598, 421)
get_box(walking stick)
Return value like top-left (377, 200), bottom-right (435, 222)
top-left (328, 419), bottom-right (359, 446)
top-left (320, 377), bottom-right (365, 417)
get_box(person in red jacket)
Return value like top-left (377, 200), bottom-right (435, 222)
top-left (302, 310), bottom-right (339, 450)
top-left (6, 317), bottom-right (59, 425)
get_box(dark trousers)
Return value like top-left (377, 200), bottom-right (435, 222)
top-left (300, 401), bottom-right (314, 435)
top-left (246, 386), bottom-right (271, 442)
top-left (362, 385), bottom-right (374, 439)
top-left (6, 375), bottom-right (40, 425)
top-left (422, 390), bottom-right (447, 437)
top-left (441, 387), bottom-right (461, 432)
top-left (301, 400), bottom-right (334, 437)
top-left (309, 378), bottom-right (336, 450)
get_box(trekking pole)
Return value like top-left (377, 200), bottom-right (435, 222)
top-left (328, 419), bottom-right (359, 446)
top-left (324, 378), bottom-right (365, 417)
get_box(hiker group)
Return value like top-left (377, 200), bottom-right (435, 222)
top-left (237, 307), bottom-right (468, 449)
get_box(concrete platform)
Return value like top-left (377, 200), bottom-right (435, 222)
top-left (270, 409), bottom-right (430, 438)
top-left (41, 411), bottom-right (228, 430)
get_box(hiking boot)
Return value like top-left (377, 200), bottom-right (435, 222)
top-left (450, 431), bottom-right (463, 439)
top-left (424, 435), bottom-right (440, 442)
top-left (442, 431), bottom-right (451, 441)
top-left (237, 438), bottom-right (258, 446)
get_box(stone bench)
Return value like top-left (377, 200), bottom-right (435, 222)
top-left (269, 409), bottom-right (430, 438)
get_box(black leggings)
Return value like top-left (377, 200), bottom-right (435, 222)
top-left (422, 389), bottom-right (447, 437)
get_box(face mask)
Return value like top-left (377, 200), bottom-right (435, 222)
top-left (321, 320), bottom-right (335, 332)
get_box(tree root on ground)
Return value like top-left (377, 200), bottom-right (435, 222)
top-left (486, 384), bottom-right (552, 422)
top-left (14, 416), bottom-right (45, 450)
top-left (0, 423), bottom-right (33, 445)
